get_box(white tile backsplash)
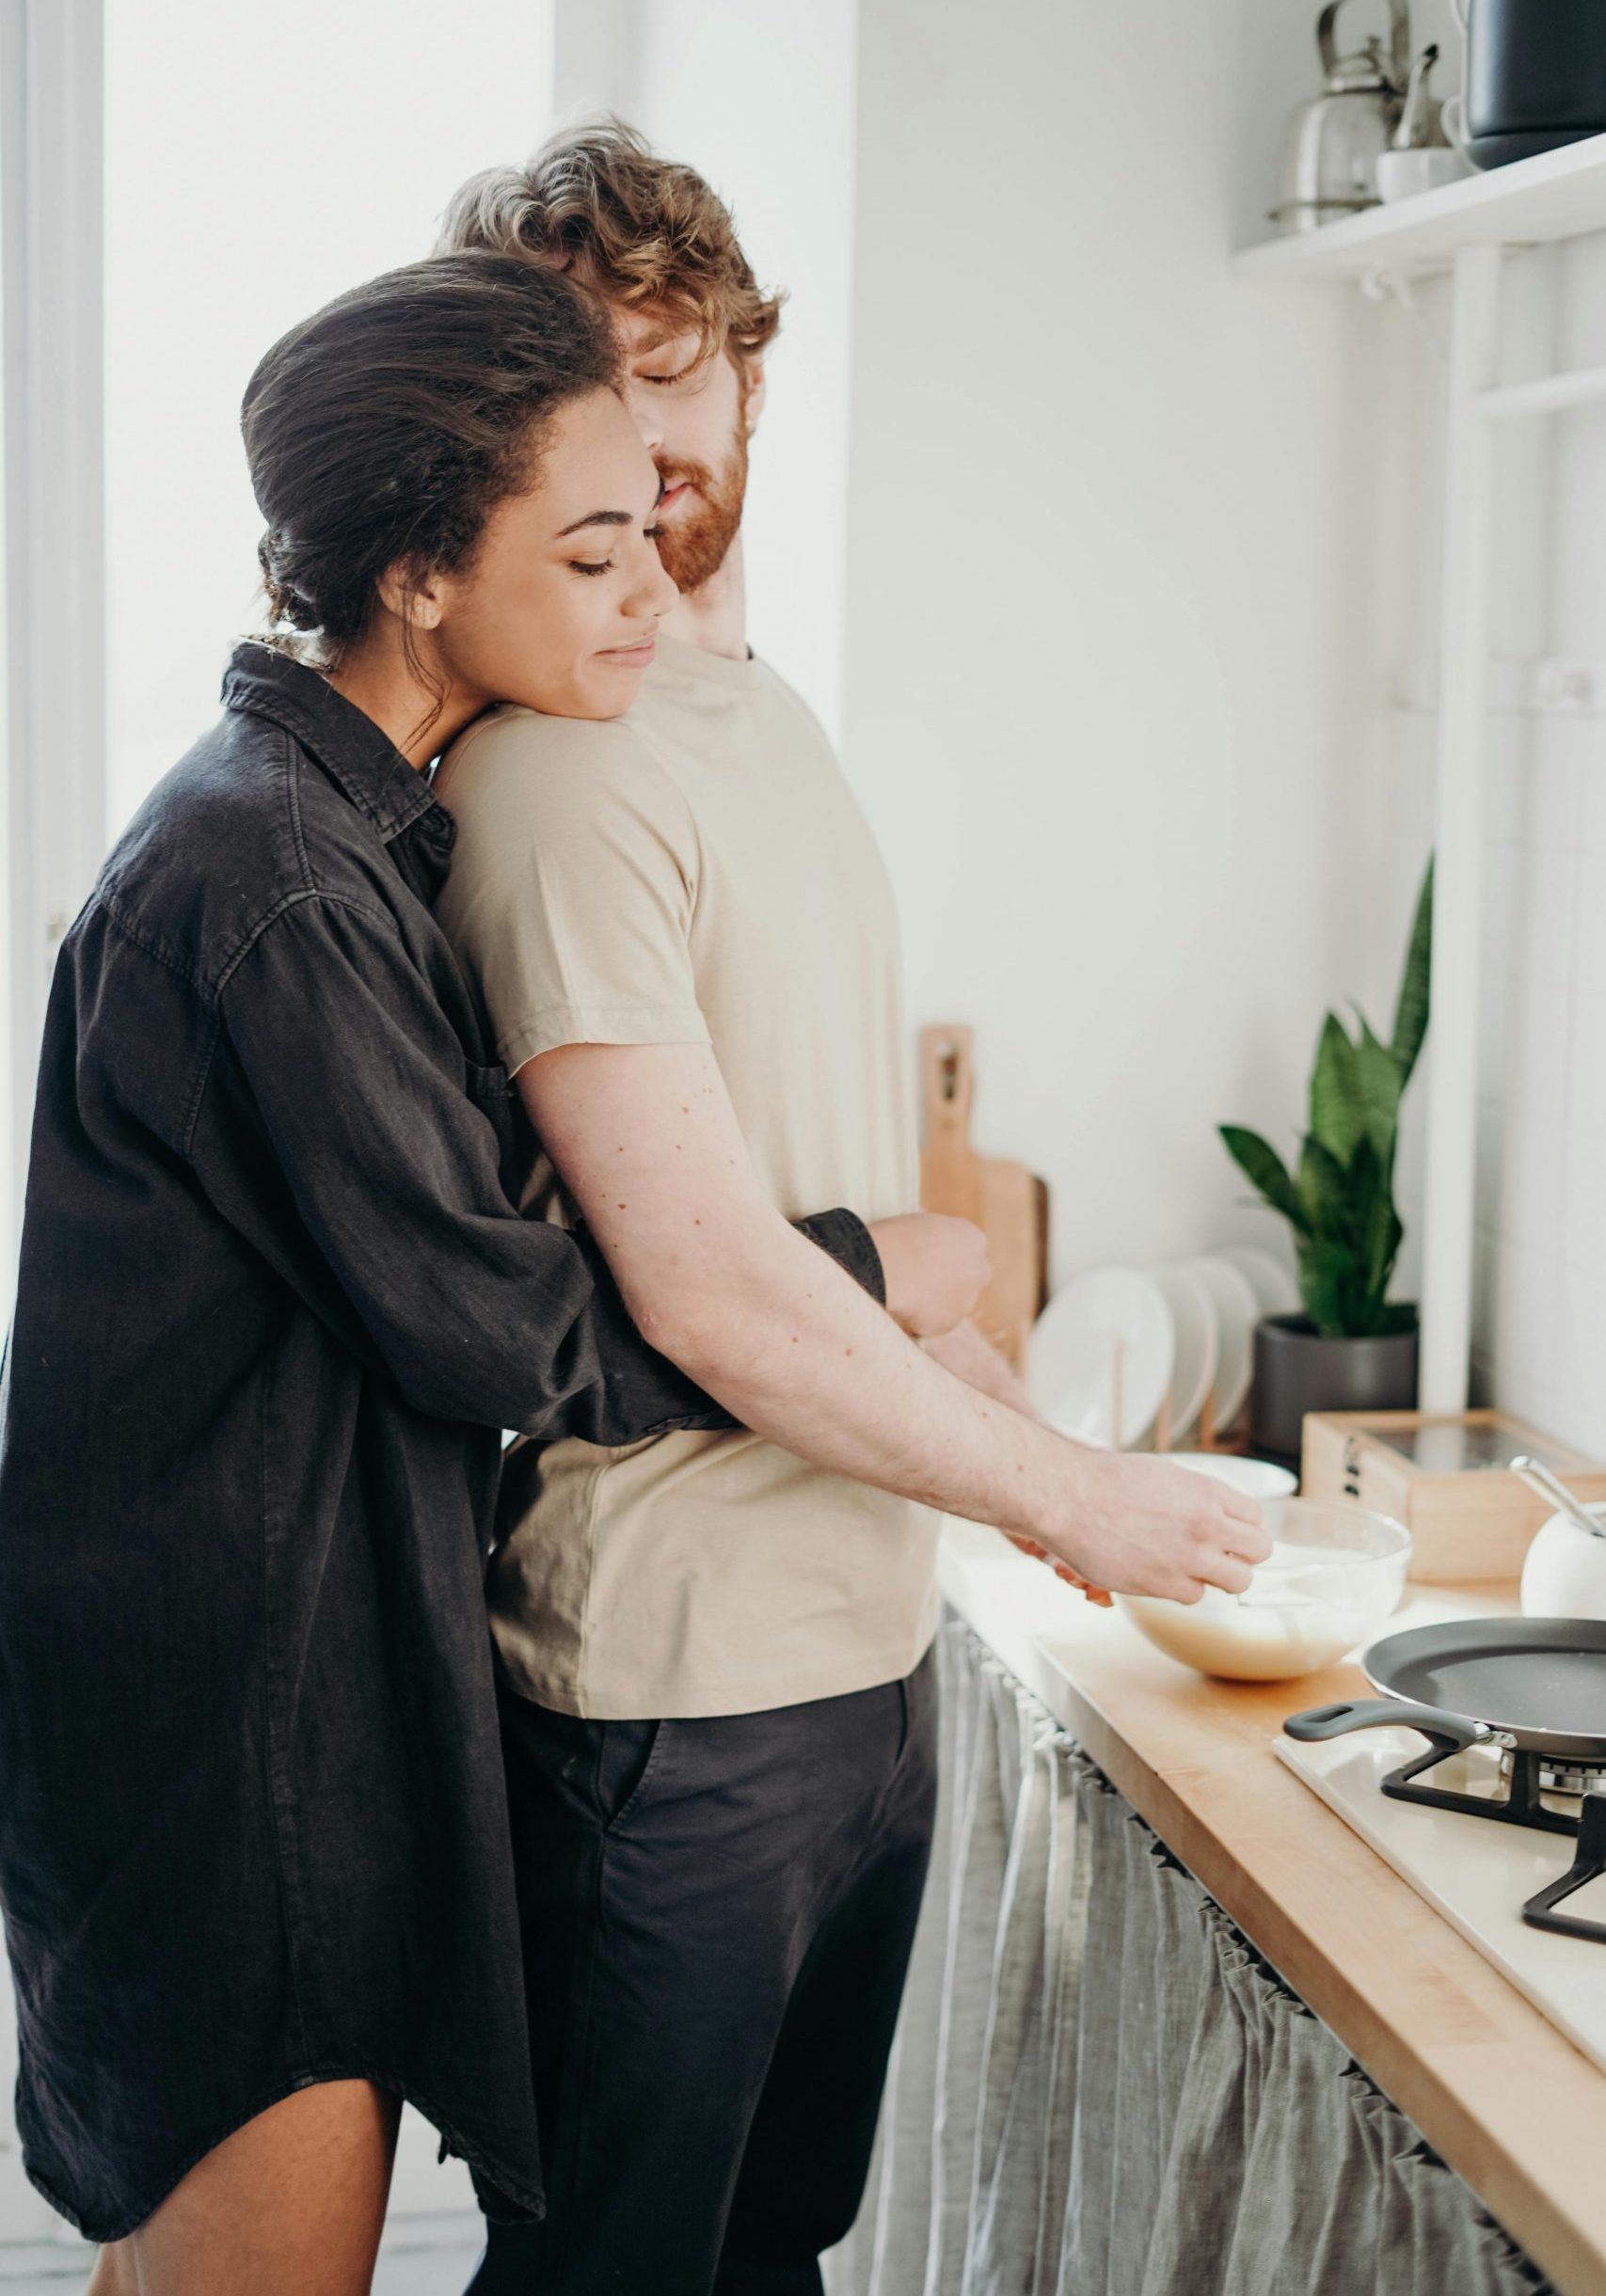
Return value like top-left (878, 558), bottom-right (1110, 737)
top-left (1555, 1260), bottom-right (1606, 1443)
top-left (1569, 992), bottom-right (1606, 1146)
top-left (1584, 748), bottom-right (1606, 860)
top-left (1497, 1111), bottom-right (1568, 1253)
top-left (1389, 692), bottom-right (1603, 1454)
top-left (1456, 721), bottom-right (1605, 1454)
top-left (1504, 966), bottom-right (1572, 1128)
top-left (1563, 1122), bottom-right (1606, 1275)
top-left (1492, 1238), bottom-right (1565, 1431)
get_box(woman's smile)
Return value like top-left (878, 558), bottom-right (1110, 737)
top-left (597, 634), bottom-right (659, 669)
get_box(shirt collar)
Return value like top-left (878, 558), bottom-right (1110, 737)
top-left (220, 641), bottom-right (457, 854)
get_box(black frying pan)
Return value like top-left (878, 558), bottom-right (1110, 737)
top-left (1285, 1617), bottom-right (1606, 1766)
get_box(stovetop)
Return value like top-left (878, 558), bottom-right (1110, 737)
top-left (1278, 1729), bottom-right (1606, 2075)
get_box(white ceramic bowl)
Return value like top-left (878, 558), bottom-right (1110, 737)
top-left (1116, 1497), bottom-right (1411, 1682)
top-left (1168, 1452), bottom-right (1297, 1500)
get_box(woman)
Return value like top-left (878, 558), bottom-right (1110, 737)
top-left (0, 248), bottom-right (1258, 2296)
top-left (0, 253), bottom-right (971, 2296)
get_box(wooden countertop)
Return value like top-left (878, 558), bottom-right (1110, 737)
top-left (938, 1521), bottom-right (1606, 2296)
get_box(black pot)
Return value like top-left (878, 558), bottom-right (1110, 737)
top-left (1462, 0), bottom-right (1606, 167)
top-left (1250, 1311), bottom-right (1420, 1471)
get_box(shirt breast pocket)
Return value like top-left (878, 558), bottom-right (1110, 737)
top-left (465, 1058), bottom-right (517, 1189)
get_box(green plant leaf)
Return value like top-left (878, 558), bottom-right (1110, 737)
top-left (1391, 856), bottom-right (1434, 1083)
top-left (1296, 1238), bottom-right (1350, 1337)
top-left (1355, 1018), bottom-right (1404, 1164)
top-left (1225, 858), bottom-right (1428, 1339)
top-left (1346, 1136), bottom-right (1401, 1328)
top-left (1309, 1013), bottom-right (1365, 1164)
top-left (1294, 1133), bottom-right (1406, 1335)
top-left (1297, 1132), bottom-right (1353, 1241)
top-left (1219, 1126), bottom-right (1308, 1234)
top-left (1358, 1138), bottom-right (1400, 1291)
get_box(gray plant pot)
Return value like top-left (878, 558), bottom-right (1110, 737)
top-left (1250, 1311), bottom-right (1420, 1472)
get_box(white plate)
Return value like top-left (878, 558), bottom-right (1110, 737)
top-left (1168, 1451), bottom-right (1298, 1498)
top-left (1153, 1262), bottom-right (1219, 1444)
top-left (1030, 1266), bottom-right (1174, 1449)
top-left (1214, 1243), bottom-right (1300, 1321)
top-left (1180, 1254), bottom-right (1261, 1431)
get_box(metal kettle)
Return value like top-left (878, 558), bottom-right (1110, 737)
top-left (1271, 0), bottom-right (1412, 232)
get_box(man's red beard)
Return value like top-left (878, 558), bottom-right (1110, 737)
top-left (653, 420), bottom-right (749, 595)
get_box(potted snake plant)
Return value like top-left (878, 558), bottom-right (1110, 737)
top-left (1219, 859), bottom-right (1433, 1465)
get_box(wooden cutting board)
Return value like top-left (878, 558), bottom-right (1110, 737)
top-left (918, 1023), bottom-right (1048, 1370)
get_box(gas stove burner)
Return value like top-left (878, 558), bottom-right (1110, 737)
top-left (1503, 1750), bottom-right (1606, 1800)
top-left (1378, 1743), bottom-right (1606, 1942)
top-left (1284, 1618), bottom-right (1606, 1947)
top-left (1383, 1739), bottom-right (1577, 1834)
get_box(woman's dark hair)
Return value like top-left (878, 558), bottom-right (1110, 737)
top-left (241, 251), bottom-right (617, 662)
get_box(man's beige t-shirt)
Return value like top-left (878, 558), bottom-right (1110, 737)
top-left (432, 633), bottom-right (939, 1719)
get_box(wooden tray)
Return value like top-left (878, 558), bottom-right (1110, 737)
top-left (1301, 1408), bottom-right (1606, 1584)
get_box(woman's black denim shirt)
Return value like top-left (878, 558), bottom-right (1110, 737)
top-left (0, 642), bottom-right (883, 2240)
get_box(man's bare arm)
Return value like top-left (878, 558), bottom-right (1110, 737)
top-left (918, 1319), bottom-right (1114, 1604)
top-left (516, 1041), bottom-right (1267, 1602)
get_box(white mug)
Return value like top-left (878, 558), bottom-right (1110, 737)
top-left (1439, 92), bottom-right (1472, 155)
top-left (1376, 146), bottom-right (1471, 199)
top-left (1444, 0), bottom-right (1472, 152)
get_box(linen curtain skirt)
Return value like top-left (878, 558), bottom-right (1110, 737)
top-left (826, 1617), bottom-right (1552, 2296)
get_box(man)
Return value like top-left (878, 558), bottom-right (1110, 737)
top-left (432, 123), bottom-right (1263, 2295)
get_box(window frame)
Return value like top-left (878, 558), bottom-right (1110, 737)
top-left (1, 0), bottom-right (106, 1268)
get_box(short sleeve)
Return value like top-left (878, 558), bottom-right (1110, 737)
top-left (434, 709), bottom-right (711, 1077)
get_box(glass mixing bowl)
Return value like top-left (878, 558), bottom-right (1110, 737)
top-left (1116, 1497), bottom-right (1412, 1683)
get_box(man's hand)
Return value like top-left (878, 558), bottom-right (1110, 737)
top-left (1041, 1449), bottom-right (1271, 1604)
top-left (867, 1212), bottom-right (990, 1338)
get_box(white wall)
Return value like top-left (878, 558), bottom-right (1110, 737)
top-left (842, 0), bottom-right (1402, 1289)
top-left (556, 0), bottom-right (859, 741)
top-left (564, 0), bottom-right (1604, 1470)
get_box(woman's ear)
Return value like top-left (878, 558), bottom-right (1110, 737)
top-left (741, 356), bottom-right (768, 438)
top-left (375, 559), bottom-right (447, 631)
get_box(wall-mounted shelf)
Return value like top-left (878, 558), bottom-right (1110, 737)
top-left (1233, 134), bottom-right (1606, 1419)
top-left (1233, 132), bottom-right (1606, 282)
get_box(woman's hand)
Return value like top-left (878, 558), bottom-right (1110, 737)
top-left (1002, 1529), bottom-right (1115, 1607)
top-left (867, 1212), bottom-right (991, 1338)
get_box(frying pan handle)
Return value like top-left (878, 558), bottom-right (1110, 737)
top-left (1283, 1699), bottom-right (1489, 1750)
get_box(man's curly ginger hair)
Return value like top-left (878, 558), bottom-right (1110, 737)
top-left (437, 117), bottom-right (783, 371)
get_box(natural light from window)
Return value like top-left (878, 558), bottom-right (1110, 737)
top-left (103, 0), bottom-right (557, 839)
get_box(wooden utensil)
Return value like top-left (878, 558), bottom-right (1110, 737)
top-left (918, 1023), bottom-right (1048, 1370)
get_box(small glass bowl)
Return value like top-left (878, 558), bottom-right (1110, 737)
top-left (1116, 1496), bottom-right (1412, 1683)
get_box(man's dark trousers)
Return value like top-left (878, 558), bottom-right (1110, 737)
top-left (465, 1645), bottom-right (939, 2296)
